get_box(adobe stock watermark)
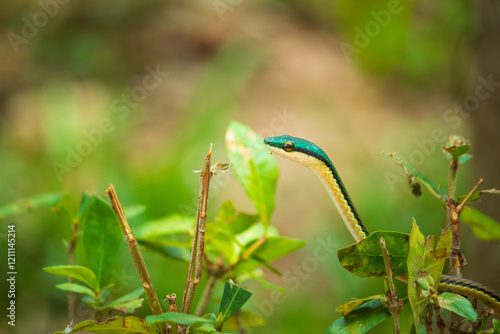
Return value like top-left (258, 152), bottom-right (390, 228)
top-left (339, 0), bottom-right (403, 64)
top-left (245, 234), bottom-right (339, 328)
top-left (212, 0), bottom-right (243, 21)
top-left (51, 65), bottom-right (169, 182)
top-left (178, 106), bottom-right (296, 216)
top-left (6, 0), bottom-right (72, 54)
top-left (384, 74), bottom-right (500, 191)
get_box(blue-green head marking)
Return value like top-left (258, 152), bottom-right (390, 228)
top-left (264, 135), bottom-right (369, 237)
top-left (263, 135), bottom-right (332, 165)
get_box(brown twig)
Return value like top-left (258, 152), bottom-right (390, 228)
top-left (166, 294), bottom-right (179, 334)
top-left (434, 305), bottom-right (445, 334)
top-left (380, 237), bottom-right (403, 334)
top-left (106, 185), bottom-right (165, 333)
top-left (181, 147), bottom-right (213, 315)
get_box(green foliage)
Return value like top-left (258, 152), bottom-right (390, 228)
top-left (226, 120), bottom-right (279, 228)
top-left (55, 316), bottom-right (159, 334)
top-left (460, 207), bottom-right (500, 241)
top-left (218, 280), bottom-right (252, 324)
top-left (407, 222), bottom-right (451, 330)
top-left (437, 292), bottom-right (477, 322)
top-left (44, 265), bottom-right (99, 291)
top-left (0, 192), bottom-right (69, 221)
top-left (79, 195), bottom-right (123, 284)
top-left (337, 231), bottom-right (410, 277)
top-left (327, 299), bottom-right (392, 334)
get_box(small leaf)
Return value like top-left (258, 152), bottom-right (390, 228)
top-left (460, 207), bottom-right (500, 241)
top-left (458, 189), bottom-right (500, 204)
top-left (337, 231), bottom-right (410, 277)
top-left (384, 152), bottom-right (447, 202)
top-left (326, 299), bottom-right (391, 334)
top-left (459, 154), bottom-right (473, 165)
top-left (80, 195), bottom-right (123, 284)
top-left (102, 288), bottom-right (145, 313)
top-left (56, 282), bottom-right (96, 297)
top-left (146, 312), bottom-right (215, 326)
top-left (249, 236), bottom-right (306, 263)
top-left (336, 295), bottom-right (387, 317)
top-left (136, 238), bottom-right (191, 262)
top-left (54, 316), bottom-right (159, 334)
top-left (44, 265), bottom-right (98, 291)
top-left (219, 280), bottom-right (253, 324)
top-left (0, 192), bottom-right (68, 221)
top-left (438, 292), bottom-right (478, 322)
top-left (226, 121), bottom-right (279, 227)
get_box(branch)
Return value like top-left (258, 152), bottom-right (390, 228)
top-left (181, 146), bottom-right (213, 315)
top-left (106, 185), bottom-right (165, 333)
top-left (380, 237), bottom-right (402, 334)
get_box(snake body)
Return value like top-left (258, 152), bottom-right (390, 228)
top-left (264, 134), bottom-right (500, 313)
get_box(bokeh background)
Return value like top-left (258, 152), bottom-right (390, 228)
top-left (1, 0), bottom-right (500, 333)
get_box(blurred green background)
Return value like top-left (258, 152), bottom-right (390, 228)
top-left (1, 0), bottom-right (500, 333)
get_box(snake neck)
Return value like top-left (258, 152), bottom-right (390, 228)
top-left (304, 152), bottom-right (370, 242)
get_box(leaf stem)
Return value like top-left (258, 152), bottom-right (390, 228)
top-left (106, 185), bottom-right (165, 334)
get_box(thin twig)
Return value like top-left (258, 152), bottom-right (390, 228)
top-left (456, 178), bottom-right (483, 213)
top-left (380, 237), bottom-right (402, 334)
top-left (424, 304), bottom-right (433, 334)
top-left (106, 185), bottom-right (165, 333)
top-left (166, 294), bottom-right (179, 334)
top-left (434, 305), bottom-right (445, 334)
top-left (181, 147), bottom-right (213, 315)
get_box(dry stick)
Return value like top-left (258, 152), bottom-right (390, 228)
top-left (166, 294), bottom-right (179, 334)
top-left (181, 147), bottom-right (212, 315)
top-left (434, 305), bottom-right (445, 334)
top-left (380, 237), bottom-right (402, 334)
top-left (424, 305), bottom-right (434, 334)
top-left (106, 185), bottom-right (166, 334)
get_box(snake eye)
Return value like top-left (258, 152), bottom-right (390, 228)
top-left (283, 141), bottom-right (294, 152)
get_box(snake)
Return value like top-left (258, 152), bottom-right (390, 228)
top-left (264, 134), bottom-right (500, 313)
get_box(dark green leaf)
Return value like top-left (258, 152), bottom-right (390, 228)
top-left (460, 207), bottom-right (500, 241)
top-left (44, 265), bottom-right (98, 291)
top-left (226, 121), bottom-right (279, 227)
top-left (219, 280), bottom-right (253, 324)
top-left (384, 152), bottom-right (447, 202)
top-left (438, 292), bottom-right (477, 322)
top-left (136, 238), bottom-right (191, 262)
top-left (80, 196), bottom-right (123, 284)
top-left (55, 282), bottom-right (96, 297)
top-left (215, 201), bottom-right (259, 236)
top-left (336, 295), bottom-right (387, 316)
top-left (326, 299), bottom-right (391, 334)
top-left (0, 192), bottom-right (68, 221)
top-left (147, 312), bottom-right (215, 326)
top-left (493, 318), bottom-right (500, 334)
top-left (337, 231), bottom-right (410, 277)
top-left (54, 316), bottom-right (159, 333)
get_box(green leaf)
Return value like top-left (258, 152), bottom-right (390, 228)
top-left (438, 292), bottom-right (477, 322)
top-left (460, 207), bottom-right (500, 241)
top-left (336, 295), bottom-right (387, 317)
top-left (135, 214), bottom-right (194, 237)
top-left (219, 280), bottom-right (253, 324)
top-left (407, 223), bottom-right (451, 331)
top-left (102, 288), bottom-right (144, 313)
top-left (326, 299), bottom-right (391, 334)
top-left (250, 236), bottom-right (306, 263)
top-left (55, 282), bottom-right (96, 297)
top-left (459, 154), bottom-right (473, 165)
top-left (444, 144), bottom-right (470, 160)
top-left (226, 121), bottom-right (279, 227)
top-left (54, 316), bottom-right (159, 334)
top-left (493, 319), bottom-right (500, 334)
top-left (146, 312), bottom-right (215, 326)
top-left (215, 201), bottom-right (259, 236)
top-left (384, 152), bottom-right (447, 202)
top-left (136, 238), bottom-right (191, 262)
top-left (0, 192), bottom-right (68, 221)
top-left (44, 265), bottom-right (98, 291)
top-left (80, 195), bottom-right (123, 284)
top-left (337, 231), bottom-right (410, 277)
top-left (123, 205), bottom-right (147, 219)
